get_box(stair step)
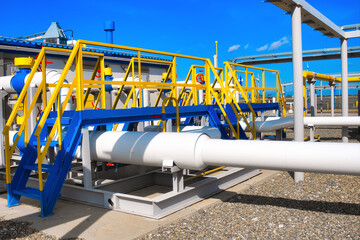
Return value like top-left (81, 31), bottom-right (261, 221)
top-left (13, 187), bottom-right (41, 200)
top-left (23, 164), bottom-right (53, 173)
top-left (33, 140), bottom-right (59, 147)
top-left (46, 118), bottom-right (72, 125)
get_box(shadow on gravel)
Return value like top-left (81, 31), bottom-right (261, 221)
top-left (0, 193), bottom-right (107, 239)
top-left (229, 194), bottom-right (360, 216)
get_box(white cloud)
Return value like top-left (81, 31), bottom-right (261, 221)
top-left (244, 43), bottom-right (249, 50)
top-left (256, 44), bottom-right (268, 51)
top-left (228, 44), bottom-right (240, 52)
top-left (268, 37), bottom-right (289, 51)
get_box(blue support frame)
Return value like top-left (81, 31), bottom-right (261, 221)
top-left (7, 102), bottom-right (279, 216)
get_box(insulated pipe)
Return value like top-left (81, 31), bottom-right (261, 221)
top-left (239, 118), bottom-right (293, 132)
top-left (143, 125), bottom-right (221, 139)
top-left (0, 71), bottom-right (74, 110)
top-left (202, 139), bottom-right (360, 176)
top-left (112, 77), bottom-right (140, 90)
top-left (41, 71), bottom-right (73, 110)
top-left (304, 116), bottom-right (360, 127)
top-left (89, 131), bottom-right (208, 170)
top-left (0, 75), bottom-right (14, 93)
top-left (88, 131), bottom-right (360, 175)
top-left (239, 116), bottom-right (360, 132)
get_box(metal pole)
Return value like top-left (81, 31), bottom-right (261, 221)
top-left (320, 81), bottom-right (323, 114)
top-left (341, 38), bottom-right (348, 143)
top-left (330, 82), bottom-right (335, 117)
top-left (291, 5), bottom-right (304, 182)
top-left (309, 79), bottom-right (316, 116)
top-left (315, 90), bottom-right (318, 115)
top-left (309, 79), bottom-right (315, 142)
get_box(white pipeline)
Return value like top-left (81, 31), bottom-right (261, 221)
top-left (143, 125), bottom-right (221, 139)
top-left (304, 116), bottom-right (360, 127)
top-left (0, 71), bottom-right (74, 110)
top-left (88, 131), bottom-right (360, 175)
top-left (240, 116), bottom-right (360, 132)
top-left (240, 117), bottom-right (293, 132)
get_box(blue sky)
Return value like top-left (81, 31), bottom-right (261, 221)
top-left (1, 0), bottom-right (359, 95)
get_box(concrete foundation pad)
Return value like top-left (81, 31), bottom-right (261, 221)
top-left (0, 170), bottom-right (279, 240)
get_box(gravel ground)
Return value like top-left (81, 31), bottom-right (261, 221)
top-left (141, 172), bottom-right (360, 239)
top-left (1, 127), bottom-right (359, 239)
top-left (139, 127), bottom-right (360, 239)
top-left (0, 218), bottom-right (58, 240)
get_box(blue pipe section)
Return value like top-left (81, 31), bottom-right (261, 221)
top-left (160, 78), bottom-right (171, 93)
top-left (11, 68), bottom-right (31, 94)
top-left (13, 132), bottom-right (26, 156)
top-left (105, 74), bottom-right (113, 92)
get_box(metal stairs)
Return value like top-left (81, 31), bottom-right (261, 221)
top-left (7, 110), bottom-right (82, 216)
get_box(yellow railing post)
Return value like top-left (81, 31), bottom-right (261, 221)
top-left (172, 56), bottom-right (177, 99)
top-left (262, 70), bottom-right (265, 103)
top-left (192, 66), bottom-right (197, 105)
top-left (57, 96), bottom-right (62, 150)
top-left (76, 46), bottom-right (84, 111)
top-left (100, 56), bottom-right (106, 109)
top-left (83, 57), bottom-right (101, 105)
top-left (112, 58), bottom-right (133, 109)
top-left (276, 73), bottom-right (279, 104)
top-left (205, 61), bottom-right (211, 105)
top-left (42, 56), bottom-right (47, 110)
top-left (138, 51), bottom-right (142, 108)
top-left (245, 67), bottom-right (248, 99)
top-left (251, 74), bottom-right (255, 103)
top-left (4, 134), bottom-right (10, 184)
top-left (23, 93), bottom-right (28, 146)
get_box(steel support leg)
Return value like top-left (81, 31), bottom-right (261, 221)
top-left (291, 5), bottom-right (304, 182)
top-left (330, 82), bottom-right (335, 117)
top-left (82, 128), bottom-right (93, 189)
top-left (172, 170), bottom-right (184, 193)
top-left (341, 38), bottom-right (348, 143)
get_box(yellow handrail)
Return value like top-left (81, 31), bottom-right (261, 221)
top-left (4, 39), bottom-right (290, 188)
top-left (224, 62), bottom-right (256, 138)
top-left (161, 97), bottom-right (180, 133)
top-left (225, 61), bottom-right (287, 118)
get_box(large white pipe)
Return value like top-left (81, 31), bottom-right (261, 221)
top-left (240, 118), bottom-right (294, 132)
top-left (89, 131), bottom-right (208, 170)
top-left (240, 116), bottom-right (360, 132)
top-left (88, 131), bottom-right (360, 175)
top-left (304, 116), bottom-right (360, 127)
top-left (143, 125), bottom-right (221, 139)
top-left (202, 139), bottom-right (360, 175)
top-left (0, 71), bottom-right (74, 110)
top-left (0, 75), bottom-right (14, 93)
